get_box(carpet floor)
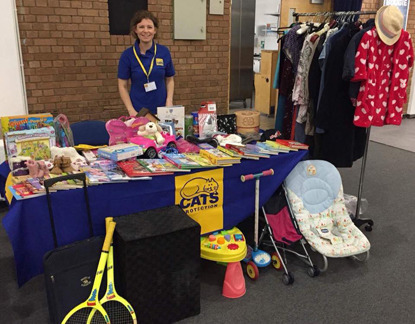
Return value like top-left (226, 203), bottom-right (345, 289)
top-left (1, 142), bottom-right (414, 323)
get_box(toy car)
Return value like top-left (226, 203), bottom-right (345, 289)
top-left (129, 132), bottom-right (177, 159)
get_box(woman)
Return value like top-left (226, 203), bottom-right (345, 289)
top-left (118, 10), bottom-right (175, 116)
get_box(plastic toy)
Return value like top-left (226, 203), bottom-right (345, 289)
top-left (200, 227), bottom-right (247, 298)
top-left (106, 116), bottom-right (150, 145)
top-left (53, 114), bottom-right (74, 147)
top-left (241, 169), bottom-right (277, 281)
top-left (129, 130), bottom-right (177, 159)
top-left (200, 227), bottom-right (247, 263)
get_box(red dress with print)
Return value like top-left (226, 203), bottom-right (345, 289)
top-left (351, 28), bottom-right (414, 127)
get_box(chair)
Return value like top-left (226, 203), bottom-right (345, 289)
top-left (284, 160), bottom-right (370, 271)
top-left (70, 120), bottom-right (109, 146)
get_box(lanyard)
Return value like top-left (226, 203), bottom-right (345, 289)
top-left (133, 42), bottom-right (157, 83)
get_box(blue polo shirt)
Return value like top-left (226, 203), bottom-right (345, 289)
top-left (118, 40), bottom-right (175, 114)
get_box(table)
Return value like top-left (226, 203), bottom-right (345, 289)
top-left (1, 151), bottom-right (307, 286)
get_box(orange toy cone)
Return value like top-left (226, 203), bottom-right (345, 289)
top-left (222, 262), bottom-right (246, 298)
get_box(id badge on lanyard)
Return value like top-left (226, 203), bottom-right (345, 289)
top-left (133, 43), bottom-right (158, 92)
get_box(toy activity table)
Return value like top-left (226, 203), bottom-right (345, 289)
top-left (0, 150), bottom-right (307, 286)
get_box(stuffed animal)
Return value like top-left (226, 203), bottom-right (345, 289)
top-left (50, 146), bottom-right (86, 164)
top-left (137, 122), bottom-right (165, 145)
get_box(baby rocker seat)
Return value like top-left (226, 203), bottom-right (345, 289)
top-left (284, 160), bottom-right (370, 271)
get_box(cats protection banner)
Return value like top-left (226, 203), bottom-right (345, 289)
top-left (175, 168), bottom-right (224, 234)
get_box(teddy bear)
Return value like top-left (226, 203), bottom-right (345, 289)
top-left (136, 122), bottom-right (165, 145)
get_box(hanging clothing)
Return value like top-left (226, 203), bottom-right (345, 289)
top-left (352, 28), bottom-right (414, 127)
top-left (292, 34), bottom-right (319, 124)
top-left (315, 24), bottom-right (367, 167)
top-left (342, 19), bottom-right (376, 102)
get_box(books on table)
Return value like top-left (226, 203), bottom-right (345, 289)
top-left (117, 160), bottom-right (160, 177)
top-left (265, 140), bottom-right (292, 152)
top-left (275, 139), bottom-right (309, 150)
top-left (161, 153), bottom-right (202, 169)
top-left (199, 146), bottom-right (241, 166)
top-left (138, 159), bottom-right (189, 173)
top-left (184, 153), bottom-right (217, 168)
top-left (225, 144), bottom-right (270, 159)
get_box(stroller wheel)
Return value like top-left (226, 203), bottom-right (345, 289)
top-left (246, 261), bottom-right (259, 280)
top-left (271, 252), bottom-right (282, 270)
top-left (307, 266), bottom-right (320, 278)
top-left (282, 272), bottom-right (294, 285)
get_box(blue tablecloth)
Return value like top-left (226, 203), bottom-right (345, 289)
top-left (1, 151), bottom-right (307, 286)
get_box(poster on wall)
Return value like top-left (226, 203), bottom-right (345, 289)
top-left (383, 0), bottom-right (410, 30)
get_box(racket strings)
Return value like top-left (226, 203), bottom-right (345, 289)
top-left (102, 300), bottom-right (134, 324)
top-left (65, 307), bottom-right (108, 324)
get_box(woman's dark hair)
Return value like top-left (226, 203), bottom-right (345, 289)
top-left (130, 10), bottom-right (159, 39)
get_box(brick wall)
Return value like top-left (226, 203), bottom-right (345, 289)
top-left (16, 0), bottom-right (231, 122)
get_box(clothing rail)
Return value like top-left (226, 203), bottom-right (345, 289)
top-left (292, 9), bottom-right (376, 232)
top-left (293, 10), bottom-right (377, 22)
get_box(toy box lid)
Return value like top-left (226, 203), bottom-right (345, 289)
top-left (115, 205), bottom-right (200, 241)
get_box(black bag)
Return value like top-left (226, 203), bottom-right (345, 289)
top-left (42, 173), bottom-right (103, 324)
top-left (217, 113), bottom-right (237, 134)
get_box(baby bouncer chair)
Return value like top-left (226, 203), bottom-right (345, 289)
top-left (283, 160), bottom-right (370, 271)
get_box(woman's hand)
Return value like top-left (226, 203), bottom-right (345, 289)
top-left (118, 78), bottom-right (137, 116)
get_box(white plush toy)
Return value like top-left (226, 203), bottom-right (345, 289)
top-left (137, 122), bottom-right (165, 145)
top-left (50, 146), bottom-right (86, 163)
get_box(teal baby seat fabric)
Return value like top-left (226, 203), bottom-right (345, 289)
top-left (284, 160), bottom-right (370, 258)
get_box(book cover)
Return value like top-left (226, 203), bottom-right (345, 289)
top-left (117, 160), bottom-right (166, 177)
top-left (97, 143), bottom-right (143, 161)
top-left (157, 105), bottom-right (185, 137)
top-left (254, 142), bottom-right (280, 155)
top-left (199, 148), bottom-right (241, 165)
top-left (8, 185), bottom-right (46, 200)
top-left (85, 168), bottom-right (111, 184)
top-left (184, 153), bottom-right (217, 168)
top-left (275, 139), bottom-right (309, 150)
top-left (1, 113), bottom-right (54, 134)
top-left (162, 153), bottom-right (201, 169)
top-left (4, 126), bottom-right (56, 158)
top-left (219, 145), bottom-right (259, 160)
top-left (265, 140), bottom-right (292, 152)
top-left (15, 137), bottom-right (51, 160)
top-left (225, 144), bottom-right (269, 159)
top-left (138, 159), bottom-right (189, 173)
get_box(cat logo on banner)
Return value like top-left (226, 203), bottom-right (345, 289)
top-left (175, 168), bottom-right (224, 234)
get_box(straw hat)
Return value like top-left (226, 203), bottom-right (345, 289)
top-left (375, 5), bottom-right (404, 46)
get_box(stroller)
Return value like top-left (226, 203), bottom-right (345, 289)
top-left (282, 160), bottom-right (370, 270)
top-left (259, 189), bottom-right (319, 285)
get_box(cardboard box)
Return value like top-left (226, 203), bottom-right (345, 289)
top-left (97, 143), bottom-right (143, 161)
top-left (157, 106), bottom-right (185, 137)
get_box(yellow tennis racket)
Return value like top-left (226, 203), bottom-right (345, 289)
top-left (89, 217), bottom-right (137, 324)
top-left (61, 221), bottom-right (116, 324)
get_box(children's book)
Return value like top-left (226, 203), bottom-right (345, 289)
top-left (97, 143), bottom-right (143, 161)
top-left (254, 142), bottom-right (280, 155)
top-left (117, 160), bottom-right (163, 177)
top-left (225, 144), bottom-right (270, 159)
top-left (184, 153), bottom-right (217, 168)
top-left (199, 148), bottom-right (241, 165)
top-left (82, 150), bottom-right (98, 163)
top-left (138, 159), bottom-right (189, 173)
top-left (90, 158), bottom-right (118, 171)
top-left (161, 153), bottom-right (201, 169)
top-left (8, 184), bottom-right (46, 200)
top-left (84, 168), bottom-right (111, 184)
top-left (103, 165), bottom-right (151, 181)
top-left (265, 140), bottom-right (291, 152)
top-left (275, 139), bottom-right (309, 150)
top-left (218, 145), bottom-right (259, 160)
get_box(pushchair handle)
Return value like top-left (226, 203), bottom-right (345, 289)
top-left (240, 169), bottom-right (274, 182)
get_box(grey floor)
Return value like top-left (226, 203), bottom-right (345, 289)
top-left (1, 116), bottom-right (415, 323)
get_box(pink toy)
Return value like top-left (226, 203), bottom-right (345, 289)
top-left (129, 131), bottom-right (177, 159)
top-left (106, 116), bottom-right (150, 145)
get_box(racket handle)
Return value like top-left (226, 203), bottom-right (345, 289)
top-left (105, 217), bottom-right (114, 232)
top-left (102, 221), bottom-right (116, 252)
top-left (241, 169), bottom-right (274, 182)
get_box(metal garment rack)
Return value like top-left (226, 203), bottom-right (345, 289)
top-left (292, 9), bottom-right (377, 231)
top-left (293, 10), bottom-right (377, 22)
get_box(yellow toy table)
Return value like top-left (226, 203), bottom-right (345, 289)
top-left (200, 227), bottom-right (247, 298)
